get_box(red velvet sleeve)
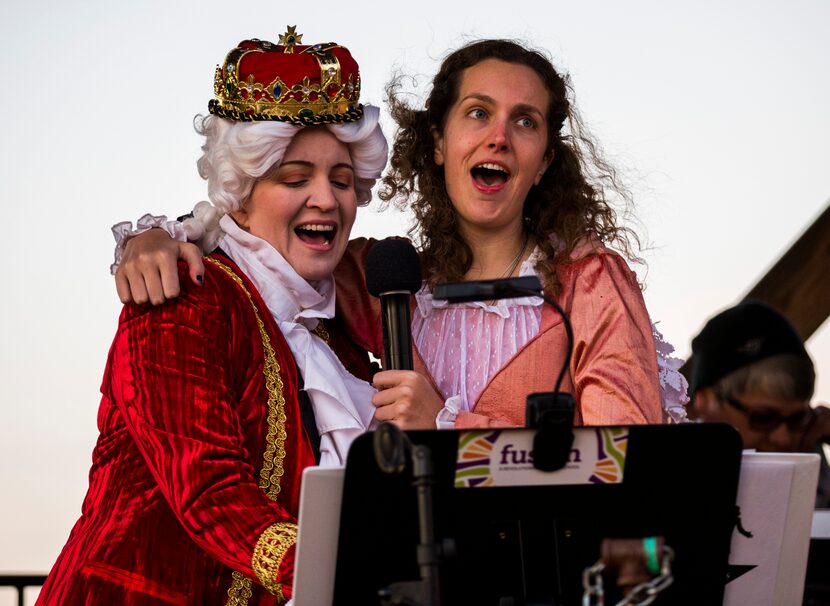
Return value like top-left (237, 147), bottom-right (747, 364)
top-left (104, 274), bottom-right (297, 597)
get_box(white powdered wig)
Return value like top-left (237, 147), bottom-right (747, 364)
top-left (185, 105), bottom-right (387, 249)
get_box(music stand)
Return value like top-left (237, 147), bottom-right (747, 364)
top-left (331, 423), bottom-right (742, 605)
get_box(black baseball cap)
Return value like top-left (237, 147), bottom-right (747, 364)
top-left (689, 300), bottom-right (810, 395)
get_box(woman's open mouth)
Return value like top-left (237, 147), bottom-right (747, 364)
top-left (471, 162), bottom-right (510, 192)
top-left (294, 223), bottom-right (337, 249)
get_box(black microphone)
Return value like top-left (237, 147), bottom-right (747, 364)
top-left (364, 239), bottom-right (422, 371)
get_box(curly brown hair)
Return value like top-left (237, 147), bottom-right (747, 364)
top-left (379, 39), bottom-right (642, 295)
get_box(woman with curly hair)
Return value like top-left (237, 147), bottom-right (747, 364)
top-left (113, 38), bottom-right (672, 432)
top-left (358, 39), bottom-right (665, 429)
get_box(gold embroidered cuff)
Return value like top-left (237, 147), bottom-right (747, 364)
top-left (252, 522), bottom-right (298, 597)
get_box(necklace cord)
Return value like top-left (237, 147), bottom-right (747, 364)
top-left (498, 231), bottom-right (529, 279)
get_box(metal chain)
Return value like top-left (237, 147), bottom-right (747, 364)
top-left (583, 546), bottom-right (675, 606)
top-left (582, 561), bottom-right (606, 606)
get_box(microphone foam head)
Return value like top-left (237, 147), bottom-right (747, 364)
top-left (364, 239), bottom-right (422, 297)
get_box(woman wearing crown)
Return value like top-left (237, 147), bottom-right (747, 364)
top-left (37, 33), bottom-right (386, 605)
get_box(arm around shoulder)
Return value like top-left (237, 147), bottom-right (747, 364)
top-left (114, 228), bottom-right (206, 305)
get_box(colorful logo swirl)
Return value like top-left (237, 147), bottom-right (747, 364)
top-left (454, 430), bottom-right (501, 487)
top-left (589, 428), bottom-right (628, 484)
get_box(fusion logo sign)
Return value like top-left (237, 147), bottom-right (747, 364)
top-left (454, 427), bottom-right (628, 488)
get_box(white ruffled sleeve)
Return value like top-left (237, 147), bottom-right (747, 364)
top-left (652, 322), bottom-right (690, 423)
top-left (110, 213), bottom-right (187, 274)
top-left (109, 201), bottom-right (226, 274)
top-left (435, 395), bottom-right (462, 429)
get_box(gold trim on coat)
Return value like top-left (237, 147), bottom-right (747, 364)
top-left (206, 257), bottom-right (290, 605)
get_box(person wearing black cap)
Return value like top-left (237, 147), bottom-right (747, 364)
top-left (689, 300), bottom-right (830, 507)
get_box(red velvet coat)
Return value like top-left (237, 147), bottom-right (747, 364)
top-left (38, 254), bottom-right (369, 606)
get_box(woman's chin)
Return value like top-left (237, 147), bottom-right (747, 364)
top-left (283, 236), bottom-right (348, 283)
top-left (290, 250), bottom-right (343, 283)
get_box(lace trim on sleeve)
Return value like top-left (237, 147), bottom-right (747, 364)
top-left (652, 322), bottom-right (690, 423)
top-left (436, 395), bottom-right (461, 429)
top-left (109, 213), bottom-right (187, 275)
top-left (109, 202), bottom-right (227, 275)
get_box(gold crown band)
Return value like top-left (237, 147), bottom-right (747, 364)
top-left (208, 99), bottom-right (364, 125)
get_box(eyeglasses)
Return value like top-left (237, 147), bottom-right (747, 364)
top-left (723, 396), bottom-right (813, 432)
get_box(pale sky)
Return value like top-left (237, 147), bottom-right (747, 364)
top-left (1, 0), bottom-right (828, 590)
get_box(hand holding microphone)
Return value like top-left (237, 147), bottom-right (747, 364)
top-left (365, 239), bottom-right (444, 429)
top-left (364, 238), bottom-right (422, 371)
top-left (371, 370), bottom-right (446, 428)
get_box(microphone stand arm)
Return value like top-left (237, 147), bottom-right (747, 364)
top-left (412, 445), bottom-right (442, 606)
top-left (375, 424), bottom-right (444, 606)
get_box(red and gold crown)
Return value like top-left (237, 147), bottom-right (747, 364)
top-left (209, 26), bottom-right (363, 125)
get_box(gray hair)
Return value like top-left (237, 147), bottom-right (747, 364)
top-left (715, 353), bottom-right (815, 401)
top-left (183, 105), bottom-right (388, 248)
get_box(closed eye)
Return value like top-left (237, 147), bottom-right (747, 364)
top-left (330, 167), bottom-right (354, 190)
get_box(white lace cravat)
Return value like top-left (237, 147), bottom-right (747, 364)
top-left (218, 215), bottom-right (376, 466)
